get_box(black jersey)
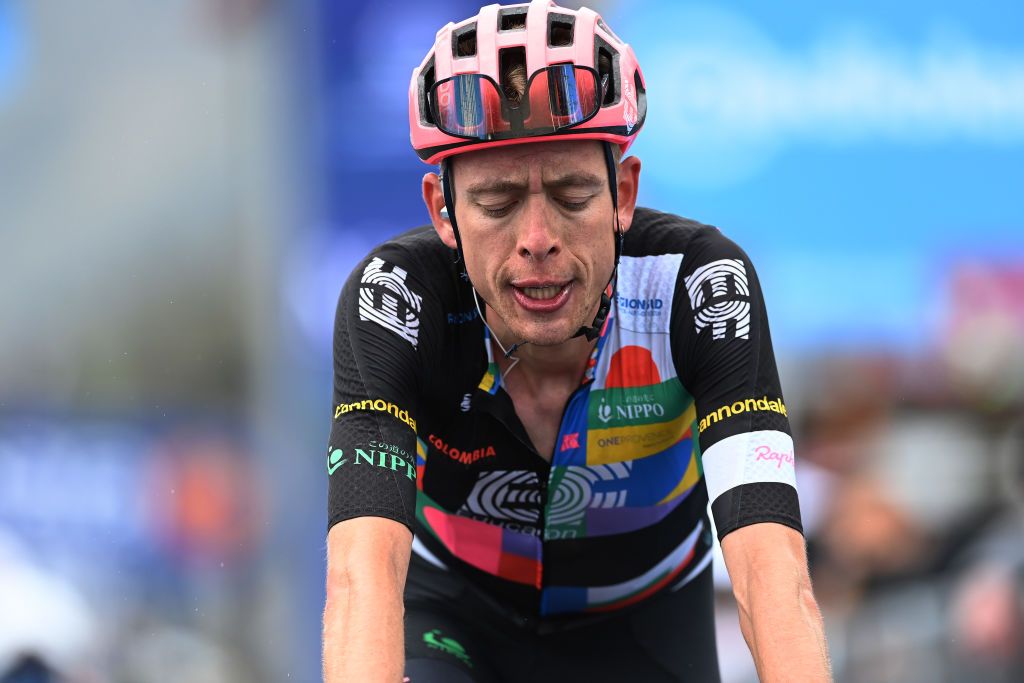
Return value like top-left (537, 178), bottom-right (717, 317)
top-left (326, 207), bottom-right (801, 619)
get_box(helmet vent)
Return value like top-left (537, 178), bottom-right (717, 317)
top-left (420, 56), bottom-right (436, 125)
top-left (499, 46), bottom-right (528, 103)
top-left (594, 35), bottom-right (620, 106)
top-left (452, 24), bottom-right (477, 58)
top-left (548, 14), bottom-right (575, 47)
top-left (634, 69), bottom-right (647, 120)
top-left (498, 8), bottom-right (528, 31)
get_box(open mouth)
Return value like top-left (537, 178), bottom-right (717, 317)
top-left (510, 281), bottom-right (573, 312)
top-left (519, 285), bottom-right (565, 300)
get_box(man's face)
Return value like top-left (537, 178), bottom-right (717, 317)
top-left (448, 143), bottom-right (630, 348)
top-left (450, 141), bottom-right (619, 346)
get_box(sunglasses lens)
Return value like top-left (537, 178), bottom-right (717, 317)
top-left (432, 74), bottom-right (508, 139)
top-left (430, 66), bottom-right (600, 140)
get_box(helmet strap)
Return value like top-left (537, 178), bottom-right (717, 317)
top-left (439, 160), bottom-right (467, 277)
top-left (573, 142), bottom-right (623, 341)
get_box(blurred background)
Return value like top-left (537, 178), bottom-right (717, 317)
top-left (1, 0), bottom-right (1021, 681)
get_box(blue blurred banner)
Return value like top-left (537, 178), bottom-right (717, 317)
top-left (609, 1), bottom-right (1024, 351)
top-left (0, 1), bottom-right (28, 105)
top-left (0, 416), bottom-right (264, 578)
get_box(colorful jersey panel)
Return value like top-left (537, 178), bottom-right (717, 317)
top-left (326, 208), bottom-right (802, 620)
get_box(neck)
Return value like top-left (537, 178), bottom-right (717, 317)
top-left (486, 304), bottom-right (597, 388)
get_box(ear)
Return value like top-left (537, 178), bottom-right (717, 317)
top-left (422, 172), bottom-right (458, 249)
top-left (614, 156), bottom-right (642, 234)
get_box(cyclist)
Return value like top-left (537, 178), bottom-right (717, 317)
top-left (323, 1), bottom-right (831, 680)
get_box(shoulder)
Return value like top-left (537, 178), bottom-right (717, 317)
top-left (623, 207), bottom-right (713, 257)
top-left (342, 224), bottom-right (466, 310)
top-left (625, 207), bottom-right (748, 264)
top-left (336, 224), bottom-right (467, 354)
top-left (620, 209), bottom-right (764, 341)
top-left (352, 225), bottom-right (455, 283)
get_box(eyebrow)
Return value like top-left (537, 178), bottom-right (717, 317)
top-left (464, 171), bottom-right (605, 199)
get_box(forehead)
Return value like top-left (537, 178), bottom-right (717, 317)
top-left (452, 140), bottom-right (606, 186)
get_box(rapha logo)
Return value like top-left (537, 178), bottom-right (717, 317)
top-left (358, 257), bottom-right (423, 346)
top-left (460, 393), bottom-right (471, 412)
top-left (754, 444), bottom-right (794, 469)
top-left (683, 258), bottom-right (751, 340)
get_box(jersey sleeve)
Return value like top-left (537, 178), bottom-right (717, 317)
top-left (326, 247), bottom-right (437, 534)
top-left (673, 229), bottom-right (802, 541)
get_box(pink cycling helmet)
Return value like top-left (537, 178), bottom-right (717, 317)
top-left (409, 0), bottom-right (647, 164)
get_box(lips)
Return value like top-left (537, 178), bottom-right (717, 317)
top-left (510, 280), bottom-right (572, 313)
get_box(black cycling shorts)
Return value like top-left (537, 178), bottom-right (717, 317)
top-left (403, 554), bottom-right (721, 683)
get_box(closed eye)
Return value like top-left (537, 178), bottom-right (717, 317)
top-left (480, 202), bottom-right (517, 218)
top-left (557, 196), bottom-right (592, 212)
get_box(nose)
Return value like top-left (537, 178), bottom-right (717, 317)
top-left (516, 196), bottom-right (560, 262)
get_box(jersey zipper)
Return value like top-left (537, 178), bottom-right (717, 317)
top-left (536, 380), bottom-right (592, 617)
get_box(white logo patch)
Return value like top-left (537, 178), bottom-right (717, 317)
top-left (455, 465), bottom-right (632, 531)
top-left (683, 258), bottom-right (751, 340)
top-left (458, 471), bottom-right (541, 524)
top-left (613, 254), bottom-right (683, 334)
top-left (701, 430), bottom-right (797, 504)
top-left (359, 257), bottom-right (423, 346)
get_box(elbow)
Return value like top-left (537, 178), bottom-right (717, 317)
top-left (730, 558), bottom-right (813, 620)
top-left (324, 522), bottom-right (412, 608)
top-left (323, 558), bottom-right (407, 635)
top-left (324, 516), bottom-right (413, 613)
top-left (797, 577), bottom-right (824, 623)
top-left (325, 550), bottom-right (400, 606)
top-left (324, 561), bottom-right (353, 612)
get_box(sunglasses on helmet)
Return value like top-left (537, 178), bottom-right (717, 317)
top-left (428, 64), bottom-right (606, 141)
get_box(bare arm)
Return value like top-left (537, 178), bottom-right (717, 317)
top-left (721, 522), bottom-right (831, 682)
top-left (323, 516), bottom-right (413, 683)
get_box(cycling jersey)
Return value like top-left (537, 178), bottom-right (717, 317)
top-left (326, 207), bottom-right (802, 621)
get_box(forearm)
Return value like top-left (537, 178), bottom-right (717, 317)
top-left (323, 570), bottom-right (406, 682)
top-left (323, 518), bottom-right (412, 683)
top-left (733, 572), bottom-right (831, 682)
